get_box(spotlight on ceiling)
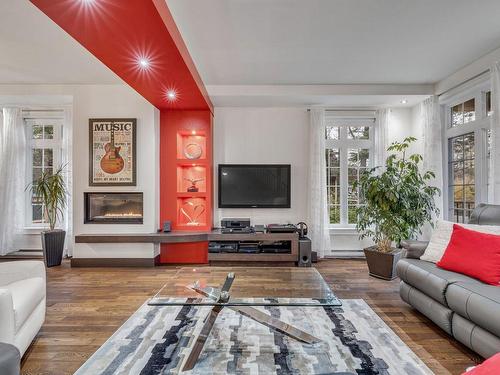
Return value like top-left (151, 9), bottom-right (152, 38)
top-left (166, 90), bottom-right (177, 101)
top-left (138, 58), bottom-right (150, 69)
top-left (401, 99), bottom-right (408, 104)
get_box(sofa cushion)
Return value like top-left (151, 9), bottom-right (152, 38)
top-left (437, 224), bottom-right (500, 286)
top-left (6, 277), bottom-right (45, 331)
top-left (420, 220), bottom-right (500, 263)
top-left (397, 258), bottom-right (481, 305)
top-left (447, 282), bottom-right (500, 338)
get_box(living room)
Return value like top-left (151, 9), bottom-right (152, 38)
top-left (0, 0), bottom-right (499, 374)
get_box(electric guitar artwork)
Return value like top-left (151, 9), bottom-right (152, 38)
top-left (100, 125), bottom-right (125, 174)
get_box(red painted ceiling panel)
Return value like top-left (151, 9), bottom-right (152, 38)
top-left (30, 0), bottom-right (213, 111)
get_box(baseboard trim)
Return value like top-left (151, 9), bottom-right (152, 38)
top-left (71, 255), bottom-right (160, 267)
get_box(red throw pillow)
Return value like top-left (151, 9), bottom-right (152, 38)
top-left (462, 353), bottom-right (500, 374)
top-left (437, 224), bottom-right (500, 286)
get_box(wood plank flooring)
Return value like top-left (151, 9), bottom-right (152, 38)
top-left (19, 259), bottom-right (481, 375)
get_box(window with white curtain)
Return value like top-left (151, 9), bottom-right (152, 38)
top-left (325, 116), bottom-right (374, 226)
top-left (442, 84), bottom-right (492, 223)
top-left (24, 112), bottom-right (64, 227)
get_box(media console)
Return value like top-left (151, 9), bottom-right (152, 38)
top-left (74, 230), bottom-right (299, 264)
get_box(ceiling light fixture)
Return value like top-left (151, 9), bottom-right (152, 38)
top-left (401, 99), bottom-right (408, 104)
top-left (166, 90), bottom-right (177, 101)
top-left (138, 58), bottom-right (150, 69)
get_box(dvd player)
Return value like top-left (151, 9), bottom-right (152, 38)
top-left (266, 223), bottom-right (297, 233)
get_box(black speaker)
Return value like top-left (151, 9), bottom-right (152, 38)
top-left (298, 237), bottom-right (312, 267)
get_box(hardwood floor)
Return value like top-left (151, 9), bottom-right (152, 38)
top-left (20, 259), bottom-right (480, 375)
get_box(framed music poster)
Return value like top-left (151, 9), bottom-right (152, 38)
top-left (89, 118), bottom-right (137, 186)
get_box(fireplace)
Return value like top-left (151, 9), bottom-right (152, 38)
top-left (84, 192), bottom-right (143, 224)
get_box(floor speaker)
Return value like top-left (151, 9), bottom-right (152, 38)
top-left (298, 237), bottom-right (312, 267)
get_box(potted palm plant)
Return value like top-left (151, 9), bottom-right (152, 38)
top-left (27, 165), bottom-right (68, 267)
top-left (354, 137), bottom-right (440, 280)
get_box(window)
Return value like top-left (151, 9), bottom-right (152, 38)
top-left (325, 117), bottom-right (373, 226)
top-left (448, 133), bottom-right (475, 223)
top-left (486, 91), bottom-right (493, 117)
top-left (451, 98), bottom-right (475, 127)
top-left (25, 117), bottom-right (63, 226)
top-left (443, 82), bottom-right (492, 223)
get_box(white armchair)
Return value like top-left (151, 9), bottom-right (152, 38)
top-left (0, 261), bottom-right (46, 356)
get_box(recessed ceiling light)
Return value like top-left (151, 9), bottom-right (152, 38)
top-left (401, 99), bottom-right (408, 104)
top-left (138, 58), bottom-right (150, 69)
top-left (166, 90), bottom-right (177, 101)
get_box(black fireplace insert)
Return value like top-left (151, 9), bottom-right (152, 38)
top-left (84, 192), bottom-right (143, 224)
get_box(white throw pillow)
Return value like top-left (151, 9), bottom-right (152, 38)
top-left (420, 220), bottom-right (500, 263)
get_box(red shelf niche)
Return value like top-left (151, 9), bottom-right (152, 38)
top-left (177, 165), bottom-right (207, 193)
top-left (176, 132), bottom-right (207, 160)
top-left (177, 197), bottom-right (207, 228)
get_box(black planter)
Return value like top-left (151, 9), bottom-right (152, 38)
top-left (41, 230), bottom-right (65, 267)
top-left (363, 246), bottom-right (403, 280)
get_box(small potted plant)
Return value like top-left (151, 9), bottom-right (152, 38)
top-left (27, 165), bottom-right (68, 267)
top-left (354, 137), bottom-right (440, 280)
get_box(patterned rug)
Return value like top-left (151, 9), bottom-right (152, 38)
top-left (75, 299), bottom-right (433, 375)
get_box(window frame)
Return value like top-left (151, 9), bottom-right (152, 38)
top-left (441, 80), bottom-right (491, 222)
top-left (325, 115), bottom-right (374, 228)
top-left (24, 117), bottom-right (64, 229)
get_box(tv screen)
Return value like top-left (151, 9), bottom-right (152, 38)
top-left (218, 164), bottom-right (291, 208)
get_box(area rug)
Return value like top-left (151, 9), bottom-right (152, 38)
top-left (75, 299), bottom-right (433, 375)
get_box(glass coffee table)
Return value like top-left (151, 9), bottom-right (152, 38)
top-left (148, 267), bottom-right (341, 372)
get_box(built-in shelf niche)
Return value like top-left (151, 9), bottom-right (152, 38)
top-left (177, 165), bottom-right (207, 193)
top-left (176, 131), bottom-right (207, 160)
top-left (177, 197), bottom-right (207, 227)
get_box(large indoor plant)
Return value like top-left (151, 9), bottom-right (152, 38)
top-left (354, 137), bottom-right (440, 280)
top-left (27, 165), bottom-right (68, 267)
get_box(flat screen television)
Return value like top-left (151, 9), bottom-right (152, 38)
top-left (218, 164), bottom-right (291, 208)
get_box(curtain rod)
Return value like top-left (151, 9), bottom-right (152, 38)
top-left (438, 69), bottom-right (490, 97)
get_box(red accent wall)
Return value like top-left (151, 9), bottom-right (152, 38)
top-left (159, 110), bottom-right (212, 263)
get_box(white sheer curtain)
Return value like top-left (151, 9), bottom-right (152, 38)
top-left (374, 109), bottom-right (390, 168)
top-left (421, 96), bottom-right (443, 216)
top-left (308, 109), bottom-right (331, 258)
top-left (0, 108), bottom-right (26, 255)
top-left (490, 61), bottom-right (500, 203)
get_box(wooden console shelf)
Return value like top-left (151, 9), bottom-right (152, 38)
top-left (208, 231), bottom-right (298, 262)
top-left (75, 231), bottom-right (299, 263)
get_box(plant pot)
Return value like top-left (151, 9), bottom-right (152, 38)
top-left (41, 230), bottom-right (65, 267)
top-left (363, 246), bottom-right (403, 280)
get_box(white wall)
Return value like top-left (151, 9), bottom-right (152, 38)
top-left (0, 84), bottom-right (160, 259)
top-left (213, 106), bottom-right (418, 256)
top-left (213, 107), bottom-right (309, 225)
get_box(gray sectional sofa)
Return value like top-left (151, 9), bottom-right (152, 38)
top-left (397, 204), bottom-right (500, 358)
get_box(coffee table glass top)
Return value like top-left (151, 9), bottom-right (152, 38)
top-left (148, 267), bottom-right (341, 307)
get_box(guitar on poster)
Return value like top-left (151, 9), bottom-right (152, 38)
top-left (100, 126), bottom-right (125, 174)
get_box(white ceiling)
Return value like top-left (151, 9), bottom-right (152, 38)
top-left (0, 0), bottom-right (120, 84)
top-left (166, 0), bottom-right (500, 85)
top-left (2, 0), bottom-right (500, 108)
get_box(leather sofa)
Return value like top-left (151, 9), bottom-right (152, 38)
top-left (397, 204), bottom-right (500, 358)
top-left (0, 261), bottom-right (46, 357)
